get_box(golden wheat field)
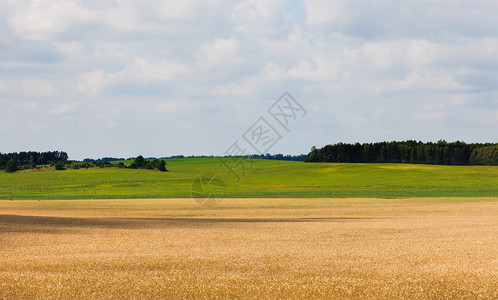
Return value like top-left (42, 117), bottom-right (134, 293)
top-left (1, 198), bottom-right (497, 299)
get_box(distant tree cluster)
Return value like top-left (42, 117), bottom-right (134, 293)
top-left (251, 153), bottom-right (307, 161)
top-left (59, 160), bottom-right (124, 170)
top-left (128, 156), bottom-right (168, 172)
top-left (0, 152), bottom-right (169, 173)
top-left (65, 161), bottom-right (102, 170)
top-left (61, 156), bottom-right (167, 172)
top-left (0, 151), bottom-right (68, 173)
top-left (305, 141), bottom-right (498, 166)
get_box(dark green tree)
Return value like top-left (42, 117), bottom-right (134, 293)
top-left (134, 156), bottom-right (145, 168)
top-left (5, 159), bottom-right (17, 173)
top-left (155, 159), bottom-right (168, 172)
top-left (305, 146), bottom-right (320, 162)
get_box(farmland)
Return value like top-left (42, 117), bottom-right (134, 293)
top-left (1, 198), bottom-right (497, 299)
top-left (1, 159), bottom-right (497, 298)
top-left (0, 158), bottom-right (497, 199)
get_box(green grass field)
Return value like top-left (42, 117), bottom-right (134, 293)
top-left (0, 158), bottom-right (497, 200)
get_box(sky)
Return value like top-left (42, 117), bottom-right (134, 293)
top-left (0, 0), bottom-right (497, 160)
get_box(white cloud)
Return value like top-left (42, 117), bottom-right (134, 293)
top-left (0, 79), bottom-right (8, 94)
top-left (128, 57), bottom-right (193, 81)
top-left (303, 0), bottom-right (342, 28)
top-left (413, 111), bottom-right (447, 120)
top-left (7, 0), bottom-right (95, 40)
top-left (54, 41), bottom-right (89, 57)
top-left (196, 38), bottom-right (240, 69)
top-left (77, 70), bottom-right (120, 95)
top-left (21, 78), bottom-right (57, 97)
top-left (232, 0), bottom-right (287, 36)
top-left (12, 101), bottom-right (39, 111)
top-left (490, 110), bottom-right (498, 124)
top-left (50, 102), bottom-right (78, 115)
top-left (28, 123), bottom-right (45, 132)
top-left (303, 0), bottom-right (498, 39)
top-left (153, 100), bottom-right (194, 114)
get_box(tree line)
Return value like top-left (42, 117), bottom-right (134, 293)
top-left (250, 153), bottom-right (307, 161)
top-left (0, 151), bottom-right (68, 166)
top-left (51, 155), bottom-right (168, 172)
top-left (0, 152), bottom-right (168, 173)
top-left (0, 151), bottom-right (68, 172)
top-left (305, 141), bottom-right (498, 165)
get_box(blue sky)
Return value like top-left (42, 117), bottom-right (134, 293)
top-left (0, 0), bottom-right (497, 160)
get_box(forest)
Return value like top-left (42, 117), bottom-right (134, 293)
top-left (305, 141), bottom-right (498, 165)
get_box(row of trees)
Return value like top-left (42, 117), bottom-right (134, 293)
top-left (0, 152), bottom-right (168, 173)
top-left (0, 151), bottom-right (68, 168)
top-left (250, 153), bottom-right (307, 161)
top-left (52, 156), bottom-right (168, 172)
top-left (0, 151), bottom-right (69, 173)
top-left (305, 141), bottom-right (498, 165)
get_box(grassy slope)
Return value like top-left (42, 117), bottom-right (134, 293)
top-left (0, 158), bottom-right (497, 200)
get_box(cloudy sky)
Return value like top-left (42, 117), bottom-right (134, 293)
top-left (1, 0), bottom-right (497, 160)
